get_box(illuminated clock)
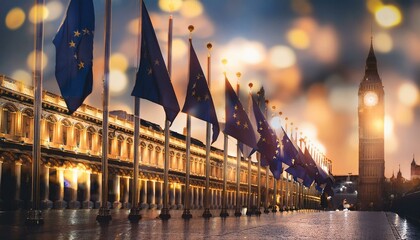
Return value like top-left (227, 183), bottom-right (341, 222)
top-left (364, 91), bottom-right (378, 107)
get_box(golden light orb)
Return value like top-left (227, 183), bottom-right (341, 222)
top-left (374, 32), bottom-right (393, 53)
top-left (236, 72), bottom-right (241, 78)
top-left (180, 0), bottom-right (204, 18)
top-left (269, 45), bottom-right (296, 69)
top-left (110, 53), bottom-right (129, 72)
top-left (221, 58), bottom-right (228, 66)
top-left (46, 1), bottom-right (64, 21)
top-left (398, 82), bottom-right (418, 107)
top-left (11, 69), bottom-right (32, 86)
top-left (172, 38), bottom-right (188, 59)
top-left (29, 4), bottom-right (49, 23)
top-left (287, 28), bottom-right (310, 49)
top-left (159, 0), bottom-right (183, 12)
top-left (375, 5), bottom-right (402, 28)
top-left (109, 70), bottom-right (128, 95)
top-left (5, 8), bottom-right (26, 30)
top-left (26, 50), bottom-right (48, 71)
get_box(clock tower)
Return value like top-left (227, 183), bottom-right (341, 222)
top-left (358, 40), bottom-right (385, 210)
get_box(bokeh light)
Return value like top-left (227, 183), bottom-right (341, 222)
top-left (46, 1), bottom-right (64, 22)
top-left (26, 50), bottom-right (48, 71)
top-left (269, 45), bottom-right (296, 69)
top-left (287, 28), bottom-right (310, 49)
top-left (172, 38), bottom-right (188, 59)
top-left (109, 70), bottom-right (128, 94)
top-left (270, 116), bottom-right (281, 129)
top-left (158, 0), bottom-right (183, 12)
top-left (11, 69), bottom-right (32, 86)
top-left (300, 122), bottom-right (318, 140)
top-left (110, 53), bottom-right (129, 72)
top-left (374, 32), bottom-right (393, 53)
top-left (395, 106), bottom-right (413, 126)
top-left (5, 8), bottom-right (26, 30)
top-left (291, 0), bottom-right (312, 15)
top-left (375, 5), bottom-right (402, 28)
top-left (398, 82), bottom-right (418, 107)
top-left (180, 0), bottom-right (204, 18)
top-left (366, 0), bottom-right (383, 13)
top-left (384, 115), bottom-right (394, 138)
top-left (29, 4), bottom-right (49, 23)
top-left (241, 41), bottom-right (266, 65)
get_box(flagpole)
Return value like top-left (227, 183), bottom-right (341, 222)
top-left (255, 92), bottom-right (262, 216)
top-left (159, 10), bottom-right (173, 221)
top-left (234, 72), bottom-right (242, 217)
top-left (271, 105), bottom-right (278, 213)
top-left (246, 83), bottom-right (253, 216)
top-left (295, 127), bottom-right (300, 210)
top-left (202, 39), bottom-right (213, 219)
top-left (26, 0), bottom-right (45, 225)
top-left (128, 0), bottom-right (143, 222)
top-left (220, 59), bottom-right (229, 218)
top-left (278, 111), bottom-right (284, 212)
top-left (96, 0), bottom-right (112, 223)
top-left (285, 117), bottom-right (290, 211)
top-left (182, 25), bottom-right (194, 220)
top-left (263, 100), bottom-right (270, 213)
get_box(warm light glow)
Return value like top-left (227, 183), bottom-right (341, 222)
top-left (241, 42), bottom-right (266, 65)
top-left (29, 4), bottom-right (49, 23)
top-left (5, 8), bottom-right (26, 30)
top-left (384, 115), bottom-right (394, 138)
top-left (300, 122), bottom-right (317, 140)
top-left (366, 0), bottom-right (383, 13)
top-left (395, 106), bottom-right (414, 126)
top-left (364, 91), bottom-right (378, 106)
top-left (46, 1), bottom-right (64, 21)
top-left (11, 70), bottom-right (32, 86)
top-left (109, 70), bottom-right (128, 94)
top-left (398, 82), bottom-right (418, 107)
top-left (270, 116), bottom-right (281, 129)
top-left (180, 0), bottom-right (204, 18)
top-left (375, 5), bottom-right (402, 28)
top-left (26, 50), bottom-right (48, 71)
top-left (373, 118), bottom-right (384, 132)
top-left (269, 45), bottom-right (296, 69)
top-left (287, 29), bottom-right (310, 49)
top-left (374, 32), bottom-right (393, 53)
top-left (159, 0), bottom-right (183, 12)
top-left (110, 53), bottom-right (129, 72)
top-left (172, 38), bottom-right (188, 59)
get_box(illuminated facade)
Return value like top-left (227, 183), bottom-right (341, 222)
top-left (358, 41), bottom-right (385, 210)
top-left (0, 75), bottom-right (321, 211)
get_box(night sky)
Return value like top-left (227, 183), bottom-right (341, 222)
top-left (1, 0), bottom-right (420, 178)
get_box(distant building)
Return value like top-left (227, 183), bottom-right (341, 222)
top-left (411, 156), bottom-right (420, 180)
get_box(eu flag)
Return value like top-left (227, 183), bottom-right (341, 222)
top-left (182, 39), bottom-right (219, 143)
top-left (131, 1), bottom-right (180, 123)
top-left (224, 77), bottom-right (257, 149)
top-left (281, 128), bottom-right (298, 166)
top-left (53, 0), bottom-right (94, 114)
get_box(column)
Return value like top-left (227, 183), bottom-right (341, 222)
top-left (122, 177), bottom-right (130, 209)
top-left (95, 173), bottom-right (102, 208)
top-left (69, 169), bottom-right (80, 209)
top-left (140, 179), bottom-right (148, 209)
top-left (54, 168), bottom-right (66, 209)
top-left (194, 187), bottom-right (199, 209)
top-left (14, 162), bottom-right (22, 208)
top-left (112, 175), bottom-right (121, 209)
top-left (0, 160), bottom-right (2, 201)
top-left (149, 181), bottom-right (156, 209)
top-left (157, 181), bottom-right (163, 209)
top-left (83, 171), bottom-right (93, 209)
top-left (169, 183), bottom-right (176, 209)
top-left (176, 185), bottom-right (182, 209)
top-left (200, 188), bottom-right (204, 208)
top-left (41, 165), bottom-right (52, 209)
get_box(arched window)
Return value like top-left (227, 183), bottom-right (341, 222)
top-left (22, 109), bottom-right (33, 138)
top-left (98, 130), bottom-right (103, 153)
top-left (126, 138), bottom-right (133, 160)
top-left (87, 127), bottom-right (95, 151)
top-left (61, 119), bottom-right (71, 146)
top-left (108, 132), bottom-right (115, 156)
top-left (1, 104), bottom-right (17, 134)
top-left (74, 123), bottom-right (83, 148)
top-left (117, 135), bottom-right (124, 158)
top-left (46, 115), bottom-right (57, 143)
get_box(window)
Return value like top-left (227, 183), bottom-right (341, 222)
top-left (74, 124), bottom-right (83, 148)
top-left (61, 120), bottom-right (71, 146)
top-left (87, 127), bottom-right (95, 151)
top-left (22, 113), bottom-right (32, 138)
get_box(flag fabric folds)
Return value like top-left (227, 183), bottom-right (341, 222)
top-left (131, 1), bottom-right (180, 123)
top-left (281, 128), bottom-right (298, 166)
top-left (53, 0), bottom-right (94, 114)
top-left (182, 39), bottom-right (219, 143)
top-left (224, 77), bottom-right (257, 149)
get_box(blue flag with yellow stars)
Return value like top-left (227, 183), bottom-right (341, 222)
top-left (131, 1), bottom-right (180, 123)
top-left (281, 128), bottom-right (298, 166)
top-left (182, 39), bottom-right (219, 143)
top-left (224, 77), bottom-right (257, 149)
top-left (53, 0), bottom-right (94, 114)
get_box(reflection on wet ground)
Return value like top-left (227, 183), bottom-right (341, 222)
top-left (0, 209), bottom-right (419, 239)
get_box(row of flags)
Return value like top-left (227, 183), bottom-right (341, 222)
top-left (53, 0), bottom-right (334, 195)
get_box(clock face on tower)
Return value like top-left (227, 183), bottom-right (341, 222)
top-left (364, 91), bottom-right (378, 107)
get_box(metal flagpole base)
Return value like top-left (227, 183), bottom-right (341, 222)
top-left (96, 207), bottom-right (112, 223)
top-left (128, 206), bottom-right (141, 223)
top-left (264, 207), bottom-right (270, 214)
top-left (202, 208), bottom-right (212, 218)
top-left (182, 209), bottom-right (192, 219)
top-left (159, 208), bottom-right (171, 220)
top-left (219, 208), bottom-right (229, 218)
top-left (25, 209), bottom-right (43, 225)
top-left (271, 206), bottom-right (277, 213)
top-left (234, 207), bottom-right (242, 217)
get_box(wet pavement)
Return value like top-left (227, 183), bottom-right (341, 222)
top-left (0, 209), bottom-right (419, 239)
